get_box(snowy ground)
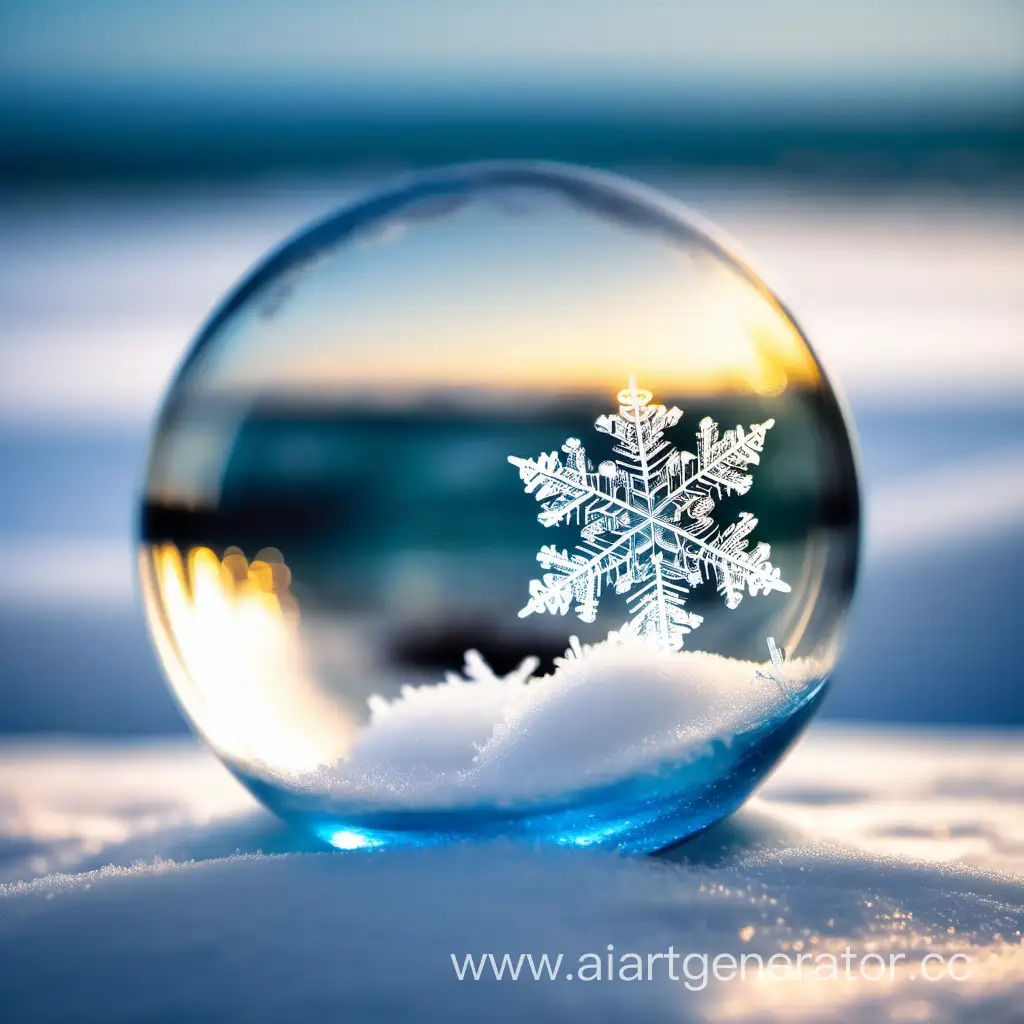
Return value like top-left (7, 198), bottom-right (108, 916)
top-left (1, 727), bottom-right (1021, 1022)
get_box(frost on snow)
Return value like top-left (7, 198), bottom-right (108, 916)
top-left (755, 636), bottom-right (791, 694)
top-left (508, 379), bottom-right (790, 651)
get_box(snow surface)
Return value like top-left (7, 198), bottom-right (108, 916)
top-left (283, 638), bottom-right (820, 806)
top-left (0, 727), bottom-right (1021, 1022)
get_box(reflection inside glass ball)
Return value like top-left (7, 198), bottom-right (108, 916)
top-left (140, 163), bottom-right (858, 852)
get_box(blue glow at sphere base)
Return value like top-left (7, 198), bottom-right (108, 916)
top-left (139, 163), bottom-right (859, 853)
top-left (240, 685), bottom-right (826, 852)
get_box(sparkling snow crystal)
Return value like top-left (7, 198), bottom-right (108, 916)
top-left (508, 379), bottom-right (790, 651)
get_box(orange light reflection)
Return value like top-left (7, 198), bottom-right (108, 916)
top-left (141, 543), bottom-right (354, 774)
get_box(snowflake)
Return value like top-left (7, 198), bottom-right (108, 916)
top-left (508, 379), bottom-right (790, 651)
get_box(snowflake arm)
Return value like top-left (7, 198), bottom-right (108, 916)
top-left (594, 380), bottom-right (683, 509)
top-left (676, 512), bottom-right (789, 609)
top-left (517, 538), bottom-right (633, 622)
top-left (507, 441), bottom-right (629, 529)
top-left (624, 553), bottom-right (703, 650)
top-left (654, 416), bottom-right (776, 516)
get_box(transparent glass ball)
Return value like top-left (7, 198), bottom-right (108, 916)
top-left (140, 163), bottom-right (859, 853)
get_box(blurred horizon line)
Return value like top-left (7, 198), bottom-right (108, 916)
top-left (3, 98), bottom-right (1021, 187)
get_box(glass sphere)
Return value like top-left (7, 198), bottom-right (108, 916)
top-left (140, 163), bottom-right (859, 853)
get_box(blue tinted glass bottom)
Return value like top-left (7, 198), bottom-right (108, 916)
top-left (233, 680), bottom-right (827, 855)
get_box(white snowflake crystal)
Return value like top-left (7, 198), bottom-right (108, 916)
top-left (508, 380), bottom-right (790, 651)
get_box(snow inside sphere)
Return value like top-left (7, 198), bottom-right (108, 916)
top-left (139, 163), bottom-right (859, 853)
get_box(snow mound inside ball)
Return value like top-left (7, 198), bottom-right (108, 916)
top-left (284, 636), bottom-right (823, 807)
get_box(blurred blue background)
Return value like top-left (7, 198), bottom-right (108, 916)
top-left (0, 0), bottom-right (1021, 732)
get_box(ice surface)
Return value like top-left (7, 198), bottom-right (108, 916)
top-left (283, 638), bottom-right (821, 806)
